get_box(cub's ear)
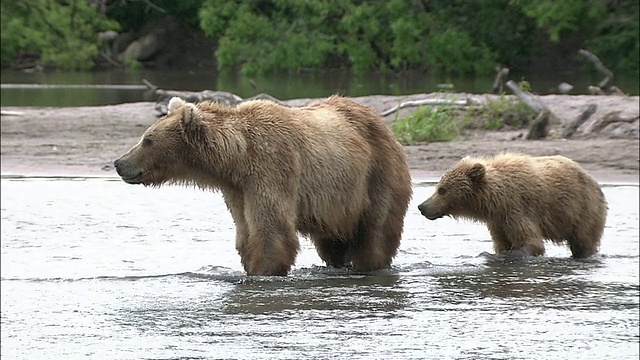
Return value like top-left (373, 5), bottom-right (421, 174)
top-left (467, 163), bottom-right (486, 184)
top-left (168, 97), bottom-right (187, 114)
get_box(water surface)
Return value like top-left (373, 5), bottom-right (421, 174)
top-left (2, 69), bottom-right (638, 107)
top-left (1, 178), bottom-right (638, 359)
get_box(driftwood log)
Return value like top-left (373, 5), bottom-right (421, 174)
top-left (561, 104), bottom-right (597, 139)
top-left (491, 67), bottom-right (509, 94)
top-left (578, 49), bottom-right (627, 96)
top-left (588, 86), bottom-right (606, 95)
top-left (380, 98), bottom-right (481, 117)
top-left (578, 49), bottom-right (614, 89)
top-left (143, 79), bottom-right (286, 116)
top-left (525, 110), bottom-right (551, 140)
top-left (589, 111), bottom-right (640, 134)
top-left (609, 86), bottom-right (626, 96)
top-left (505, 80), bottom-right (561, 140)
top-left (0, 110), bottom-right (24, 116)
top-left (505, 80), bottom-right (544, 113)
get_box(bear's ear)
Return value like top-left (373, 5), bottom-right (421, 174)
top-left (180, 102), bottom-right (205, 141)
top-left (168, 97), bottom-right (187, 115)
top-left (180, 102), bottom-right (200, 127)
top-left (467, 163), bottom-right (486, 184)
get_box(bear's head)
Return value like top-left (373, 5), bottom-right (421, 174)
top-left (417, 159), bottom-right (486, 220)
top-left (114, 97), bottom-right (207, 187)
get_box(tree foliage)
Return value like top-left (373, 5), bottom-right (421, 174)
top-left (1, 0), bottom-right (119, 70)
top-left (0, 0), bottom-right (637, 77)
top-left (107, 0), bottom-right (204, 32)
top-left (198, 0), bottom-right (505, 76)
top-left (512, 0), bottom-right (606, 42)
top-left (586, 0), bottom-right (639, 77)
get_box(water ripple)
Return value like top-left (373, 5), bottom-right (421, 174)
top-left (1, 178), bottom-right (638, 360)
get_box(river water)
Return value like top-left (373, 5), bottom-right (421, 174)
top-left (1, 176), bottom-right (638, 359)
top-left (2, 69), bottom-right (638, 107)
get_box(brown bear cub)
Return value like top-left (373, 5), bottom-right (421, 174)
top-left (114, 95), bottom-right (412, 275)
top-left (418, 153), bottom-right (607, 258)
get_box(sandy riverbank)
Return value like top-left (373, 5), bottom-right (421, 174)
top-left (1, 94), bottom-right (638, 184)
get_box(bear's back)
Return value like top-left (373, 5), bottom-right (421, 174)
top-left (233, 97), bottom-right (409, 237)
top-left (483, 154), bottom-right (606, 227)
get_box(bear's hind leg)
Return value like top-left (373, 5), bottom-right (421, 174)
top-left (350, 209), bottom-right (403, 273)
top-left (348, 169), bottom-right (409, 273)
top-left (313, 237), bottom-right (351, 268)
top-left (568, 223), bottom-right (604, 259)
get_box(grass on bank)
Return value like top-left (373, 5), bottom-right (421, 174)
top-left (391, 96), bottom-right (537, 144)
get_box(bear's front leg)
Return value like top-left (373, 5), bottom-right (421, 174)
top-left (223, 191), bottom-right (251, 269)
top-left (242, 191), bottom-right (300, 276)
top-left (491, 220), bottom-right (545, 257)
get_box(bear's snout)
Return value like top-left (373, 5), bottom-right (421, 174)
top-left (418, 201), bottom-right (443, 220)
top-left (113, 157), bottom-right (143, 184)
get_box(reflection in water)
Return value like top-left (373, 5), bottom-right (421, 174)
top-left (1, 178), bottom-right (638, 359)
top-left (435, 256), bottom-right (605, 301)
top-left (222, 270), bottom-right (406, 314)
top-left (2, 68), bottom-right (639, 107)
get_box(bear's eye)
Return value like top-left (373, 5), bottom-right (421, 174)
top-left (142, 137), bottom-right (153, 147)
top-left (437, 187), bottom-right (447, 195)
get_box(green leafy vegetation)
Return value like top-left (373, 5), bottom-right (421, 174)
top-left (0, 0), bottom-right (637, 76)
top-left (392, 96), bottom-right (536, 144)
top-left (513, 0), bottom-right (606, 42)
top-left (468, 96), bottom-right (537, 130)
top-left (392, 106), bottom-right (461, 144)
top-left (1, 0), bottom-right (119, 70)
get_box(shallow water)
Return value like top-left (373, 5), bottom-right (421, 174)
top-left (1, 177), bottom-right (638, 360)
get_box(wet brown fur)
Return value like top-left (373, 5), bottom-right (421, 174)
top-left (417, 153), bottom-right (607, 258)
top-left (114, 95), bottom-right (412, 275)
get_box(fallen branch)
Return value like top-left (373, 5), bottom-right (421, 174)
top-left (505, 80), bottom-right (543, 113)
top-left (578, 49), bottom-right (614, 89)
top-left (244, 93), bottom-right (286, 105)
top-left (99, 51), bottom-right (122, 67)
top-left (561, 104), bottom-right (597, 139)
top-left (380, 98), bottom-right (479, 117)
top-left (526, 110), bottom-right (551, 140)
top-left (590, 111), bottom-right (639, 134)
top-left (506, 80), bottom-right (561, 134)
top-left (142, 80), bottom-right (286, 116)
top-left (608, 86), bottom-right (626, 96)
top-left (492, 67), bottom-right (509, 94)
top-left (0, 110), bottom-right (24, 116)
top-left (142, 78), bottom-right (157, 91)
top-left (588, 86), bottom-right (605, 95)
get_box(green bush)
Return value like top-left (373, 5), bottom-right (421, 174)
top-left (198, 0), bottom-right (499, 76)
top-left (201, 0), bottom-right (338, 75)
top-left (425, 28), bottom-right (497, 76)
top-left (391, 106), bottom-right (460, 144)
top-left (1, 0), bottom-right (119, 70)
top-left (466, 96), bottom-right (536, 130)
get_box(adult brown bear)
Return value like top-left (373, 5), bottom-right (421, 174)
top-left (115, 96), bottom-right (412, 275)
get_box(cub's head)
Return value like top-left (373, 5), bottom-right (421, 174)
top-left (417, 158), bottom-right (486, 220)
top-left (114, 97), bottom-right (206, 186)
